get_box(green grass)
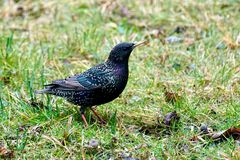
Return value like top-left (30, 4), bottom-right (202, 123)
top-left (0, 0), bottom-right (240, 159)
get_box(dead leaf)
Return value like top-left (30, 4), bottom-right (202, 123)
top-left (0, 147), bottom-right (14, 159)
top-left (164, 91), bottom-right (181, 103)
top-left (209, 127), bottom-right (240, 141)
top-left (190, 127), bottom-right (240, 143)
top-left (163, 111), bottom-right (180, 126)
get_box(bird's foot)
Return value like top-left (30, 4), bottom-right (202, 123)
top-left (90, 108), bottom-right (107, 125)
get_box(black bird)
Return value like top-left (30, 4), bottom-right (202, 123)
top-left (35, 41), bottom-right (147, 127)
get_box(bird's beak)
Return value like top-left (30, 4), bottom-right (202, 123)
top-left (133, 40), bottom-right (149, 48)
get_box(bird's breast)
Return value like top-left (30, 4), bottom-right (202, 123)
top-left (109, 66), bottom-right (128, 94)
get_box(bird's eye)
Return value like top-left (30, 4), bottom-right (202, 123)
top-left (123, 47), bottom-right (128, 51)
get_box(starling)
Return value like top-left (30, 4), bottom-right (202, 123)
top-left (35, 41), bottom-right (147, 127)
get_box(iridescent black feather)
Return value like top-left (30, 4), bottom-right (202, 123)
top-left (35, 42), bottom-right (138, 113)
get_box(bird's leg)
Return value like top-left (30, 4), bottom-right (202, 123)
top-left (81, 114), bottom-right (88, 127)
top-left (80, 107), bottom-right (88, 127)
top-left (90, 107), bottom-right (106, 124)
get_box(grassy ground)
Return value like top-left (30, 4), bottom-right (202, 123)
top-left (0, 0), bottom-right (239, 159)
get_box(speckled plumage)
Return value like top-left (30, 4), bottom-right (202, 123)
top-left (42, 61), bottom-right (128, 112)
top-left (35, 42), bottom-right (146, 126)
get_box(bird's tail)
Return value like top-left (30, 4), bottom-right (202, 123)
top-left (35, 89), bottom-right (50, 94)
top-left (35, 84), bottom-right (57, 94)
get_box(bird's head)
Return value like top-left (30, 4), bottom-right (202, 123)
top-left (108, 41), bottom-right (147, 63)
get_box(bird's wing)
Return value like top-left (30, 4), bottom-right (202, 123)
top-left (46, 64), bottom-right (114, 91)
